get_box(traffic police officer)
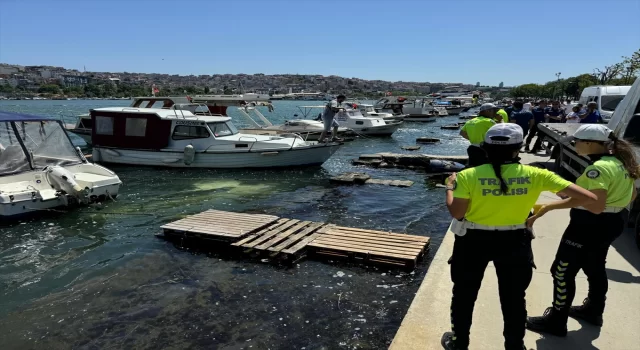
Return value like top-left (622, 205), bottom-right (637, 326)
top-left (526, 124), bottom-right (639, 336)
top-left (442, 124), bottom-right (596, 350)
top-left (460, 103), bottom-right (501, 166)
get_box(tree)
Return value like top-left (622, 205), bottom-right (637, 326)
top-left (620, 49), bottom-right (640, 84)
top-left (0, 83), bottom-right (14, 94)
top-left (103, 83), bottom-right (116, 97)
top-left (38, 84), bottom-right (61, 94)
top-left (593, 62), bottom-right (624, 85)
top-left (204, 86), bottom-right (210, 94)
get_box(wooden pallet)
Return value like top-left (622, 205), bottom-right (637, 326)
top-left (231, 219), bottom-right (327, 258)
top-left (160, 209), bottom-right (279, 241)
top-left (307, 225), bottom-right (430, 268)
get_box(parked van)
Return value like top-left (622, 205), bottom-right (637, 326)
top-left (578, 85), bottom-right (632, 121)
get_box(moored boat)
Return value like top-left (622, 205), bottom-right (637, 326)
top-left (0, 111), bottom-right (122, 217)
top-left (89, 107), bottom-right (341, 168)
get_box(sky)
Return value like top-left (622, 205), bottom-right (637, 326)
top-left (0, 0), bottom-right (639, 86)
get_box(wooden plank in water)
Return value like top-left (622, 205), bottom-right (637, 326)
top-left (313, 234), bottom-right (426, 252)
top-left (241, 219), bottom-right (301, 248)
top-left (253, 220), bottom-right (313, 250)
top-left (231, 218), bottom-right (290, 246)
top-left (319, 230), bottom-right (429, 247)
top-left (308, 241), bottom-right (418, 261)
top-left (281, 233), bottom-right (322, 255)
top-left (172, 218), bottom-right (265, 231)
top-left (310, 236), bottom-right (424, 257)
top-left (267, 222), bottom-right (326, 253)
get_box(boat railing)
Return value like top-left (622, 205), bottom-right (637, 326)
top-left (238, 136), bottom-right (258, 151)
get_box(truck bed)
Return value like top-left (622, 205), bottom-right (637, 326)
top-left (537, 123), bottom-right (582, 143)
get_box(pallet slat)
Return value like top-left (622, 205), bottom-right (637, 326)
top-left (241, 219), bottom-right (300, 248)
top-left (319, 230), bottom-right (429, 247)
top-left (268, 222), bottom-right (326, 253)
top-left (254, 220), bottom-right (313, 250)
top-left (231, 219), bottom-right (290, 246)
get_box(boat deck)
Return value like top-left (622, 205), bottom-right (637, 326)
top-left (161, 210), bottom-right (430, 268)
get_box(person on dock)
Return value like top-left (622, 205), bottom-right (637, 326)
top-left (460, 103), bottom-right (501, 166)
top-left (526, 124), bottom-right (639, 337)
top-left (318, 94), bottom-right (346, 142)
top-left (524, 100), bottom-right (547, 153)
top-left (546, 100), bottom-right (566, 123)
top-left (509, 100), bottom-right (534, 139)
top-left (442, 123), bottom-right (596, 350)
top-left (579, 101), bottom-right (603, 123)
top-left (565, 105), bottom-right (581, 123)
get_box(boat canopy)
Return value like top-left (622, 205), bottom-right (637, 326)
top-left (0, 112), bottom-right (83, 176)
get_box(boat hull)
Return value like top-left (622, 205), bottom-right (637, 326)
top-left (239, 128), bottom-right (354, 141)
top-left (353, 122), bottom-right (402, 136)
top-left (403, 116), bottom-right (437, 122)
top-left (445, 107), bottom-right (466, 115)
top-left (92, 144), bottom-right (342, 168)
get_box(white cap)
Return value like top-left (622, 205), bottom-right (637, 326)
top-left (479, 103), bottom-right (499, 112)
top-left (573, 124), bottom-right (613, 142)
top-left (484, 123), bottom-right (524, 145)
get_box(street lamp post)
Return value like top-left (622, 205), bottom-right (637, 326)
top-left (554, 72), bottom-right (561, 99)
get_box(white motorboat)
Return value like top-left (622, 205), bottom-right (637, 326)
top-left (89, 107), bottom-right (341, 168)
top-left (354, 103), bottom-right (404, 123)
top-left (374, 97), bottom-right (446, 122)
top-left (290, 105), bottom-right (402, 136)
top-left (236, 105), bottom-right (355, 141)
top-left (0, 111), bottom-right (121, 217)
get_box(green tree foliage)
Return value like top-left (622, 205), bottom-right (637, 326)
top-left (512, 49), bottom-right (638, 100)
top-left (0, 83), bottom-right (14, 93)
top-left (37, 84), bottom-right (61, 94)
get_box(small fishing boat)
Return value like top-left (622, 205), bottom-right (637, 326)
top-left (290, 105), bottom-right (402, 137)
top-left (0, 111), bottom-right (121, 217)
top-left (374, 96), bottom-right (447, 121)
top-left (89, 107), bottom-right (341, 168)
top-left (354, 104), bottom-right (404, 123)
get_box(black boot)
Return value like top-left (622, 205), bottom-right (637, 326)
top-left (441, 332), bottom-right (468, 350)
top-left (526, 307), bottom-right (568, 337)
top-left (569, 298), bottom-right (604, 326)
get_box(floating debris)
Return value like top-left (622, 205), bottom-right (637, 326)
top-left (440, 124), bottom-right (461, 130)
top-left (415, 137), bottom-right (440, 144)
top-left (401, 145), bottom-right (421, 151)
top-left (352, 153), bottom-right (467, 171)
top-left (330, 172), bottom-right (414, 187)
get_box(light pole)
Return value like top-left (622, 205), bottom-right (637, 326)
top-left (554, 72), bottom-right (561, 99)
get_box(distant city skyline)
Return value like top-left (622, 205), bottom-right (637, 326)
top-left (1, 0), bottom-right (638, 85)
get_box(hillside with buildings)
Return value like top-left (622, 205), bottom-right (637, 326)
top-left (0, 63), bottom-right (509, 99)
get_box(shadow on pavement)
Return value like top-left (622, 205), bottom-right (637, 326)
top-left (611, 229), bottom-right (640, 273)
top-left (606, 268), bottom-right (640, 284)
top-left (533, 320), bottom-right (601, 350)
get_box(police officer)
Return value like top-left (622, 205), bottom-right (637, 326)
top-left (545, 100), bottom-right (566, 123)
top-left (460, 103), bottom-right (500, 166)
top-left (442, 124), bottom-right (596, 350)
top-left (525, 100), bottom-right (548, 153)
top-left (526, 124), bottom-right (639, 336)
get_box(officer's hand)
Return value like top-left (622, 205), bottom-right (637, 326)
top-left (527, 205), bottom-right (549, 227)
top-left (446, 173), bottom-right (457, 186)
top-left (556, 191), bottom-right (569, 199)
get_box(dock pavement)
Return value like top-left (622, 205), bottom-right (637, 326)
top-left (390, 153), bottom-right (640, 350)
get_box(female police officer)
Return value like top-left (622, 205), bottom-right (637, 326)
top-left (526, 124), bottom-right (639, 336)
top-left (441, 123), bottom-right (597, 350)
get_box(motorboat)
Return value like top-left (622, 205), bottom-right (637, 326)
top-left (354, 103), bottom-right (404, 123)
top-left (374, 97), bottom-right (447, 122)
top-left (294, 105), bottom-right (402, 136)
top-left (89, 107), bottom-right (341, 168)
top-left (0, 111), bottom-right (121, 217)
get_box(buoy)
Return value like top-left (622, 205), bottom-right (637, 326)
top-left (183, 144), bottom-right (195, 165)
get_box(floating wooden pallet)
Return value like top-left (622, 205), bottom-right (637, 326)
top-left (160, 209), bottom-right (279, 241)
top-left (231, 219), bottom-right (327, 257)
top-left (161, 210), bottom-right (430, 269)
top-left (308, 225), bottom-right (430, 268)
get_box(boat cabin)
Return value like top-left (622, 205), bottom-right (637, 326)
top-left (0, 112), bottom-right (85, 176)
top-left (89, 108), bottom-right (239, 150)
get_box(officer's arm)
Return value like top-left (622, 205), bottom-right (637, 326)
top-left (446, 197), bottom-right (469, 220)
top-left (460, 129), bottom-right (469, 140)
top-left (538, 185), bottom-right (599, 212)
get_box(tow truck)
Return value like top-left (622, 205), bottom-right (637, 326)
top-left (536, 77), bottom-right (640, 248)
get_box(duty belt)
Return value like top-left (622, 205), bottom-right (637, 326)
top-left (464, 221), bottom-right (528, 231)
top-left (576, 206), bottom-right (625, 213)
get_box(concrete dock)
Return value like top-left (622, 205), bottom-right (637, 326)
top-left (390, 153), bottom-right (640, 350)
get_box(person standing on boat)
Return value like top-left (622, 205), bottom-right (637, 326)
top-left (460, 103), bottom-right (500, 166)
top-left (319, 94), bottom-right (346, 142)
top-left (442, 123), bottom-right (596, 350)
top-left (526, 124), bottom-right (638, 336)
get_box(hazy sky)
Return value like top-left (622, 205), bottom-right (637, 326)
top-left (1, 0), bottom-right (638, 85)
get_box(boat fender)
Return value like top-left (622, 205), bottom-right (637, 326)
top-left (45, 166), bottom-right (83, 195)
top-left (184, 144), bottom-right (195, 165)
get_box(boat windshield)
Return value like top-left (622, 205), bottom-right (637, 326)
top-left (600, 95), bottom-right (626, 112)
top-left (0, 121), bottom-right (82, 176)
top-left (364, 106), bottom-right (376, 113)
top-left (208, 121), bottom-right (238, 137)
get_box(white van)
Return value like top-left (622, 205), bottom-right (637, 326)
top-left (578, 85), bottom-right (632, 121)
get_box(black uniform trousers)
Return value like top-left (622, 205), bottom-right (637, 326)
top-left (466, 145), bottom-right (488, 167)
top-left (525, 123), bottom-right (543, 151)
top-left (449, 229), bottom-right (534, 349)
top-left (549, 208), bottom-right (626, 317)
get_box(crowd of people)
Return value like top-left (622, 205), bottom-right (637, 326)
top-left (446, 105), bottom-right (639, 349)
